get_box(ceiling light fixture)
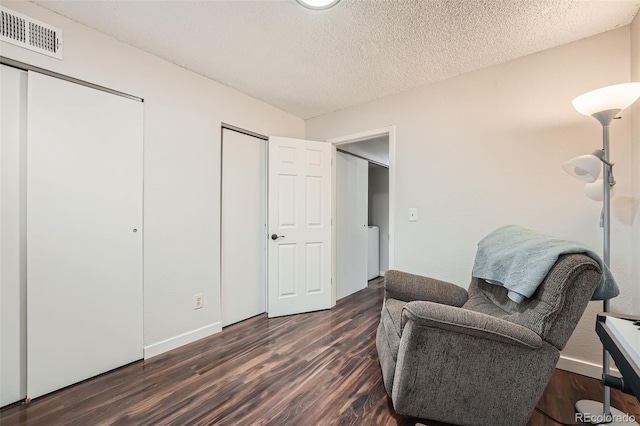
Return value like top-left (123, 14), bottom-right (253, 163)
top-left (295, 0), bottom-right (340, 10)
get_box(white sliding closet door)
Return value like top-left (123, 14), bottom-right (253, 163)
top-left (0, 65), bottom-right (28, 407)
top-left (336, 152), bottom-right (368, 299)
top-left (27, 72), bottom-right (143, 399)
top-left (221, 128), bottom-right (267, 326)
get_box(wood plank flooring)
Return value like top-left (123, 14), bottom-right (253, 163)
top-left (2, 277), bottom-right (639, 425)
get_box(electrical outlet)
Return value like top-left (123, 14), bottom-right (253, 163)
top-left (194, 293), bottom-right (204, 310)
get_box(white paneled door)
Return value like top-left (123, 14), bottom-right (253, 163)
top-left (26, 72), bottom-right (143, 399)
top-left (268, 137), bottom-right (332, 317)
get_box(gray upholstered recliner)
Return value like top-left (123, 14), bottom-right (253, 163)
top-left (376, 253), bottom-right (601, 426)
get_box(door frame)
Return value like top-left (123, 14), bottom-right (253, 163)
top-left (327, 126), bottom-right (396, 306)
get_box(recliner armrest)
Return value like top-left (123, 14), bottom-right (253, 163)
top-left (384, 270), bottom-right (468, 307)
top-left (401, 300), bottom-right (542, 349)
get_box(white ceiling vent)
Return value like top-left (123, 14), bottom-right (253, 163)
top-left (1, 6), bottom-right (63, 60)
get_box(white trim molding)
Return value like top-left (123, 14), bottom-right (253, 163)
top-left (143, 322), bottom-right (222, 359)
top-left (557, 355), bottom-right (619, 380)
top-left (327, 126), bottom-right (394, 146)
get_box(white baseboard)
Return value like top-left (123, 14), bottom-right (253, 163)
top-left (556, 355), bottom-right (619, 379)
top-left (379, 270), bottom-right (386, 277)
top-left (143, 321), bottom-right (222, 360)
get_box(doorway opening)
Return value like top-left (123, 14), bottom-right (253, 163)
top-left (328, 126), bottom-right (395, 304)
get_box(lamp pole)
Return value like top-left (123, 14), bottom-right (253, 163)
top-left (601, 121), bottom-right (611, 419)
top-left (574, 109), bottom-right (628, 424)
top-left (568, 82), bottom-right (640, 426)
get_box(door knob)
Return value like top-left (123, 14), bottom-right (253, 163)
top-left (271, 234), bottom-right (285, 240)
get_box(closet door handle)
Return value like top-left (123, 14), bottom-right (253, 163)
top-left (271, 234), bottom-right (285, 240)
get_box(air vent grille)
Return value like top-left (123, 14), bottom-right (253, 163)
top-left (1, 7), bottom-right (63, 60)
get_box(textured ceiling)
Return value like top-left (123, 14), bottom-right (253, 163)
top-left (31, 0), bottom-right (640, 119)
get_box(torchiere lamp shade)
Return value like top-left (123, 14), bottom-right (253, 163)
top-left (572, 82), bottom-right (640, 117)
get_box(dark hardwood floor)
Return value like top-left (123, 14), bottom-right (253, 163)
top-left (2, 277), bottom-right (639, 426)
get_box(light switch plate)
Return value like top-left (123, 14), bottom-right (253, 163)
top-left (409, 208), bottom-right (418, 222)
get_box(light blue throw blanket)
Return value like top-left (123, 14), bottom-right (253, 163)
top-left (472, 225), bottom-right (619, 303)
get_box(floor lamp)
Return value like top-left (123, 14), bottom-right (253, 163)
top-left (563, 82), bottom-right (640, 425)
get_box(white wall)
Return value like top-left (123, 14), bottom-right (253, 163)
top-left (307, 27), bottom-right (637, 371)
top-left (368, 164), bottom-right (389, 274)
top-left (1, 1), bottom-right (304, 356)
